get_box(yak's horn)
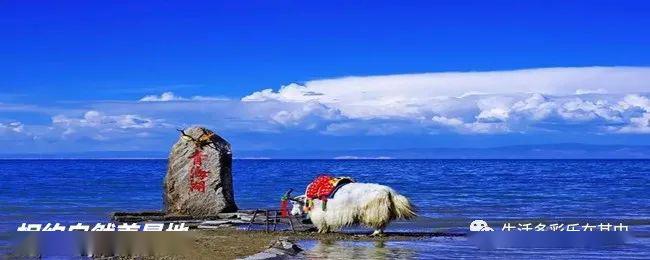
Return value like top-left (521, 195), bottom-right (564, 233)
top-left (283, 188), bottom-right (297, 200)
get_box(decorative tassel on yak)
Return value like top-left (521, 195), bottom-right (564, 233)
top-left (280, 188), bottom-right (293, 218)
top-left (280, 197), bottom-right (289, 217)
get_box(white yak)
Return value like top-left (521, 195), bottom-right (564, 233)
top-left (291, 183), bottom-right (416, 236)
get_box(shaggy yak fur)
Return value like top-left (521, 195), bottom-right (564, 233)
top-left (292, 183), bottom-right (416, 235)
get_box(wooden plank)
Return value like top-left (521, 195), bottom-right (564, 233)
top-left (247, 210), bottom-right (258, 231)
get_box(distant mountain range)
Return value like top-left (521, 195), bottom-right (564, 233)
top-left (2, 143), bottom-right (650, 159)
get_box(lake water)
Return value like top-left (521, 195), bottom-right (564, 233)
top-left (1, 159), bottom-right (649, 258)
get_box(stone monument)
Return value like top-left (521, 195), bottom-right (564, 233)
top-left (163, 126), bottom-right (237, 216)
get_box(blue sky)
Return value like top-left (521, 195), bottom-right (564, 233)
top-left (1, 1), bottom-right (650, 155)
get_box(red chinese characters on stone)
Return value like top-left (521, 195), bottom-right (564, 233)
top-left (189, 149), bottom-right (210, 192)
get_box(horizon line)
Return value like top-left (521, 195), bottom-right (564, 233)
top-left (1, 158), bottom-right (649, 160)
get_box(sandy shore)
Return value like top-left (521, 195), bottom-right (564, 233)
top-left (101, 227), bottom-right (449, 260)
top-left (187, 227), bottom-right (462, 259)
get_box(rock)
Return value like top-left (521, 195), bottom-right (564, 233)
top-left (216, 212), bottom-right (242, 219)
top-left (240, 238), bottom-right (302, 260)
top-left (197, 223), bottom-right (234, 229)
top-left (164, 126), bottom-right (238, 216)
top-left (270, 238), bottom-right (302, 255)
top-left (239, 215), bottom-right (254, 222)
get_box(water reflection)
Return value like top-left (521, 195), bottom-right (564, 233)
top-left (297, 237), bottom-right (650, 259)
top-left (299, 240), bottom-right (416, 259)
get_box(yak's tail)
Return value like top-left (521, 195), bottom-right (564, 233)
top-left (390, 192), bottom-right (417, 220)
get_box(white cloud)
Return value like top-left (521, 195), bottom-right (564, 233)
top-left (510, 93), bottom-right (555, 121)
top-left (270, 102), bottom-right (342, 129)
top-left (140, 92), bottom-right (179, 102)
top-left (432, 116), bottom-right (464, 126)
top-left (241, 67), bottom-right (650, 135)
top-left (49, 110), bottom-right (170, 141)
top-left (243, 67), bottom-right (650, 119)
top-left (0, 121), bottom-right (24, 133)
top-left (0, 121), bottom-right (39, 143)
top-left (476, 96), bottom-right (514, 123)
top-left (140, 92), bottom-right (228, 102)
top-left (575, 88), bottom-right (608, 95)
top-left (615, 95), bottom-right (650, 133)
top-left (52, 110), bottom-right (161, 129)
top-left (618, 94), bottom-right (650, 110)
top-left (557, 98), bottom-right (621, 122)
top-left (432, 115), bottom-right (509, 134)
top-left (618, 113), bottom-right (650, 133)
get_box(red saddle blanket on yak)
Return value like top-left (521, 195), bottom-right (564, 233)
top-left (301, 175), bottom-right (354, 212)
top-left (280, 175), bottom-right (354, 217)
top-left (305, 175), bottom-right (354, 200)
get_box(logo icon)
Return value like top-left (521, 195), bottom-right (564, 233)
top-left (470, 220), bottom-right (494, 231)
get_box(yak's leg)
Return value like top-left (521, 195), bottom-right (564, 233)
top-left (370, 228), bottom-right (384, 236)
top-left (318, 226), bottom-right (330, 233)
